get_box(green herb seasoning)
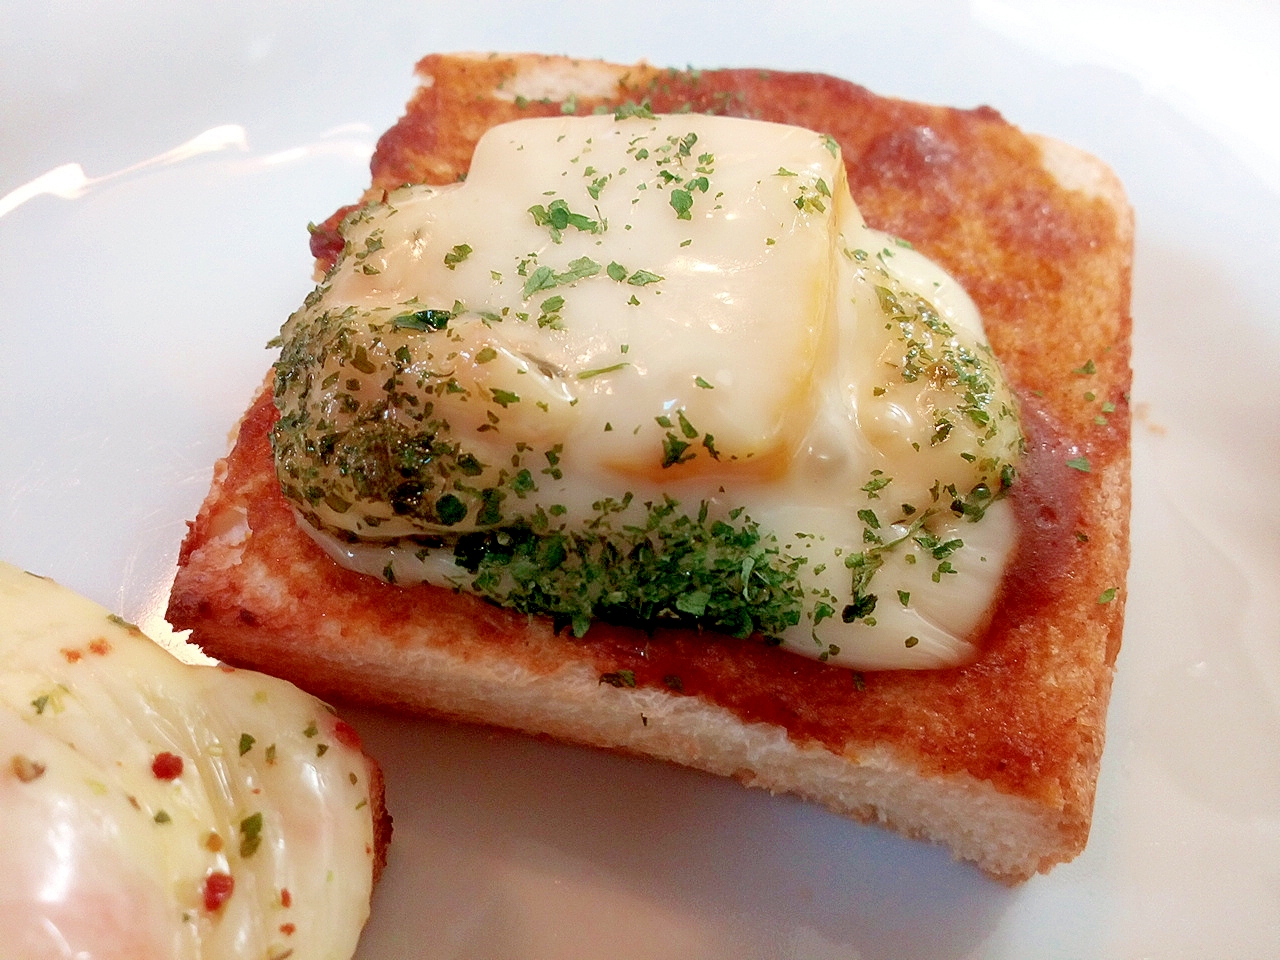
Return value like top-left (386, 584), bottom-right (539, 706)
top-left (449, 495), bottom-right (806, 640)
top-left (239, 812), bottom-right (264, 858)
top-left (443, 243), bottom-right (473, 270)
top-left (528, 199), bottom-right (602, 244)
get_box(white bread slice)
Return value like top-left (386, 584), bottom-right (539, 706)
top-left (169, 54), bottom-right (1132, 882)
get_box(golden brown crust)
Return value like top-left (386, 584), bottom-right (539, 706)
top-left (172, 54), bottom-right (1132, 881)
top-left (366, 752), bottom-right (392, 884)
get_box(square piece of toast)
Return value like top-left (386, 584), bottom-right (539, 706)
top-left (168, 53), bottom-right (1132, 882)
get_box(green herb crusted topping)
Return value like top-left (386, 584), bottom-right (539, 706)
top-left (450, 495), bottom-right (806, 640)
top-left (271, 290), bottom-right (806, 640)
top-left (864, 274), bottom-right (1021, 486)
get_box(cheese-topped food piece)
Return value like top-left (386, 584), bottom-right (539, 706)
top-left (272, 112), bottom-right (1023, 670)
top-left (0, 562), bottom-right (379, 959)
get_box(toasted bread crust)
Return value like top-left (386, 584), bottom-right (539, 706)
top-left (170, 54), bottom-right (1132, 881)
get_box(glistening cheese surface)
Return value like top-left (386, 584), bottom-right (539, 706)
top-left (0, 562), bottom-right (376, 959)
top-left (272, 113), bottom-right (1023, 669)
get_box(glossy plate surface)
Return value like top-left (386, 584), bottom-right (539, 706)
top-left (2, 2), bottom-right (1278, 957)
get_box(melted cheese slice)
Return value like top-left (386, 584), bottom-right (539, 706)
top-left (0, 562), bottom-right (375, 959)
top-left (323, 118), bottom-right (832, 480)
top-left (274, 114), bottom-right (1023, 670)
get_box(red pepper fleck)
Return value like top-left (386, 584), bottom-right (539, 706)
top-left (309, 206), bottom-right (354, 268)
top-left (151, 752), bottom-right (183, 780)
top-left (332, 720), bottom-right (362, 751)
top-left (280, 923), bottom-right (296, 936)
top-left (61, 648), bottom-right (83, 663)
top-left (280, 887), bottom-right (292, 908)
top-left (203, 871), bottom-right (235, 912)
top-left (88, 638), bottom-right (111, 656)
top-left (11, 755), bottom-right (46, 782)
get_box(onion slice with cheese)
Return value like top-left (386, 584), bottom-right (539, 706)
top-left (0, 562), bottom-right (379, 959)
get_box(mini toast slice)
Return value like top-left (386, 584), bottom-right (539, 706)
top-left (168, 54), bottom-right (1132, 882)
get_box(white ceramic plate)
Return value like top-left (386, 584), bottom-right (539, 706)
top-left (3, 2), bottom-right (1278, 957)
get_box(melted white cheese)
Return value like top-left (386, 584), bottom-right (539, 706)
top-left (280, 113), bottom-right (1022, 670)
top-left (0, 562), bottom-right (376, 959)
